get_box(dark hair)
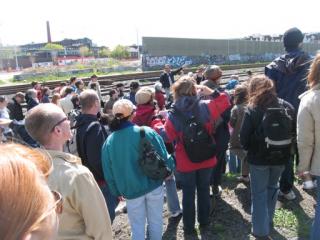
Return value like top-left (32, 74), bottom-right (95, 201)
top-left (90, 82), bottom-right (97, 89)
top-left (31, 81), bottom-right (38, 88)
top-left (70, 76), bottom-right (77, 83)
top-left (0, 95), bottom-right (6, 103)
top-left (116, 83), bottom-right (124, 88)
top-left (109, 114), bottom-right (130, 131)
top-left (64, 86), bottom-right (73, 95)
top-left (233, 84), bottom-right (248, 105)
top-left (71, 94), bottom-right (80, 109)
top-left (91, 74), bottom-right (97, 79)
top-left (109, 89), bottom-right (117, 97)
top-left (75, 80), bottom-right (84, 89)
top-left (60, 82), bottom-right (67, 87)
top-left (99, 113), bottom-right (112, 126)
top-left (129, 81), bottom-right (139, 90)
top-left (41, 87), bottom-right (50, 96)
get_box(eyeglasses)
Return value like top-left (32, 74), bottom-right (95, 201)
top-left (51, 117), bottom-right (68, 132)
top-left (51, 190), bottom-right (63, 215)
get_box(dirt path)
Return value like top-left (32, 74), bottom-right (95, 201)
top-left (112, 175), bottom-right (317, 240)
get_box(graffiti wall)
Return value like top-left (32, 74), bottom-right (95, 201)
top-left (142, 53), bottom-right (281, 71)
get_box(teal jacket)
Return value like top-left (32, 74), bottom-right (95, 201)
top-left (102, 123), bottom-right (174, 199)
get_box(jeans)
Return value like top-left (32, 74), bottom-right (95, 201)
top-left (230, 148), bottom-right (249, 176)
top-left (228, 150), bottom-right (241, 174)
top-left (311, 176), bottom-right (320, 240)
top-left (126, 186), bottom-right (164, 240)
top-left (249, 164), bottom-right (284, 237)
top-left (179, 168), bottom-right (212, 230)
top-left (211, 151), bottom-right (226, 186)
top-left (100, 184), bottom-right (119, 223)
top-left (279, 157), bottom-right (294, 193)
top-left (165, 176), bottom-right (181, 214)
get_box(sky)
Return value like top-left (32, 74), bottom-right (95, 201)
top-left (0, 0), bottom-right (319, 48)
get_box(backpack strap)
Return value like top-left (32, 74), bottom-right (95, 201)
top-left (140, 127), bottom-right (146, 139)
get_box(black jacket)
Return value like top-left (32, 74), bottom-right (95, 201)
top-left (240, 99), bottom-right (295, 166)
top-left (75, 114), bottom-right (108, 182)
top-left (26, 98), bottom-right (38, 111)
top-left (7, 98), bottom-right (24, 121)
top-left (159, 67), bottom-right (183, 88)
top-left (265, 50), bottom-right (311, 112)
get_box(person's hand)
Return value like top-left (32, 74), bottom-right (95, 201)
top-left (195, 85), bottom-right (214, 96)
top-left (296, 171), bottom-right (306, 179)
top-left (165, 173), bottom-right (174, 181)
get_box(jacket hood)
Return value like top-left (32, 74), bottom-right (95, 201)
top-left (132, 104), bottom-right (156, 126)
top-left (268, 51), bottom-right (311, 75)
top-left (173, 96), bottom-right (199, 112)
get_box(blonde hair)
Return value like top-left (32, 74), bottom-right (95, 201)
top-left (172, 76), bottom-right (196, 101)
top-left (25, 103), bottom-right (64, 145)
top-left (0, 143), bottom-right (54, 239)
top-left (308, 53), bottom-right (320, 88)
top-left (51, 93), bottom-right (61, 105)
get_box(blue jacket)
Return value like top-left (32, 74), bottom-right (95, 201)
top-left (102, 123), bottom-right (174, 199)
top-left (265, 50), bottom-right (311, 112)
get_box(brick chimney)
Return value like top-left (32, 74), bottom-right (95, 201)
top-left (46, 21), bottom-right (52, 43)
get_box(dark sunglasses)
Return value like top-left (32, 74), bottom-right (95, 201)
top-left (51, 117), bottom-right (68, 132)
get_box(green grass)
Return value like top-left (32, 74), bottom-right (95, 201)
top-left (1, 70), bottom-right (138, 86)
top-left (274, 207), bottom-right (311, 238)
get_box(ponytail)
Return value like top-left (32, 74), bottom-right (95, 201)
top-left (109, 114), bottom-right (130, 131)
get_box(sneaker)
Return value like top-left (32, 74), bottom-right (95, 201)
top-left (237, 176), bottom-right (250, 183)
top-left (212, 185), bottom-right (222, 197)
top-left (303, 180), bottom-right (316, 190)
top-left (169, 209), bottom-right (182, 218)
top-left (279, 190), bottom-right (296, 200)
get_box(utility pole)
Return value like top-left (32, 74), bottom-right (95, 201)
top-left (136, 28), bottom-right (140, 59)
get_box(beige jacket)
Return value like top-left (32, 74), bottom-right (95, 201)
top-left (59, 95), bottom-right (74, 115)
top-left (46, 150), bottom-right (112, 240)
top-left (297, 84), bottom-right (320, 176)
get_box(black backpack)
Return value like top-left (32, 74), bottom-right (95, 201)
top-left (258, 101), bottom-right (293, 160)
top-left (139, 127), bottom-right (172, 180)
top-left (172, 107), bottom-right (217, 163)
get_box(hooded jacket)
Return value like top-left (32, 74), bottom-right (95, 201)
top-left (164, 93), bottom-right (231, 172)
top-left (132, 104), bottom-right (156, 127)
top-left (265, 50), bottom-right (311, 111)
top-left (75, 114), bottom-right (108, 182)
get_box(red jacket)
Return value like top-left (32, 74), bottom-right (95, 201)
top-left (132, 104), bottom-right (156, 127)
top-left (155, 91), bottom-right (165, 110)
top-left (162, 93), bottom-right (231, 172)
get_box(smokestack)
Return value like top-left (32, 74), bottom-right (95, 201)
top-left (46, 21), bottom-right (52, 43)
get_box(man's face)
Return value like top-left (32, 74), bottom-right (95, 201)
top-left (52, 111), bottom-right (72, 142)
top-left (15, 96), bottom-right (24, 104)
top-left (92, 77), bottom-right (97, 82)
top-left (112, 91), bottom-right (119, 100)
top-left (164, 66), bottom-right (171, 73)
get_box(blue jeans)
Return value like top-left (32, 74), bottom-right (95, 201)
top-left (228, 151), bottom-right (241, 174)
top-left (179, 168), bottom-right (212, 230)
top-left (249, 164), bottom-right (284, 237)
top-left (100, 184), bottom-right (119, 223)
top-left (311, 176), bottom-right (320, 240)
top-left (165, 176), bottom-right (181, 214)
top-left (126, 186), bottom-right (164, 240)
top-left (279, 157), bottom-right (294, 193)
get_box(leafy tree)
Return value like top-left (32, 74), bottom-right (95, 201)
top-left (98, 47), bottom-right (111, 58)
top-left (42, 43), bottom-right (64, 51)
top-left (110, 45), bottom-right (129, 59)
top-left (79, 46), bottom-right (92, 57)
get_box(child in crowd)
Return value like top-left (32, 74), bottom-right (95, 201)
top-left (154, 82), bottom-right (166, 110)
top-left (229, 84), bottom-right (249, 182)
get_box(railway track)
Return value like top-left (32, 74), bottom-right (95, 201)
top-left (0, 63), bottom-right (266, 96)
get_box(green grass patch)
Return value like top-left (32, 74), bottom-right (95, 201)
top-left (274, 207), bottom-right (310, 238)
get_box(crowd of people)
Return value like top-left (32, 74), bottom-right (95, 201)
top-left (0, 27), bottom-right (320, 240)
